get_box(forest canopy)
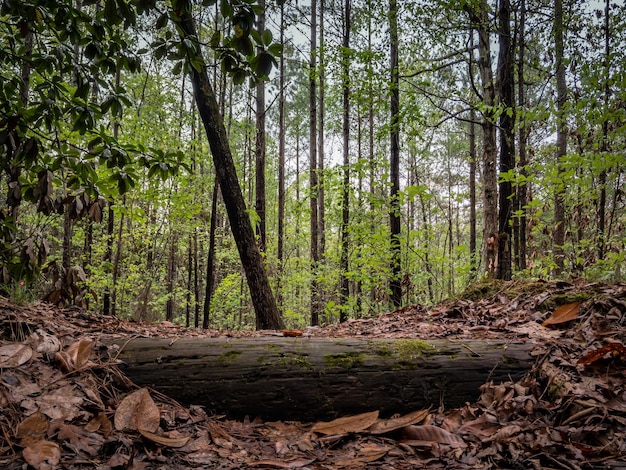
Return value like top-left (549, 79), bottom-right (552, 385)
top-left (0, 0), bottom-right (624, 329)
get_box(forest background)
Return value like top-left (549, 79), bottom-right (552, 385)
top-left (1, 0), bottom-right (624, 330)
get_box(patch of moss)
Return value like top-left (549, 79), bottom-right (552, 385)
top-left (323, 351), bottom-right (364, 368)
top-left (217, 350), bottom-right (242, 364)
top-left (276, 353), bottom-right (313, 369)
top-left (368, 342), bottom-right (394, 358)
top-left (394, 339), bottom-right (438, 360)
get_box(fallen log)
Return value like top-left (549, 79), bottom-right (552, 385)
top-left (110, 336), bottom-right (534, 421)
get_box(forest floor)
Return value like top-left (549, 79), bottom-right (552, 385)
top-left (1, 279), bottom-right (625, 469)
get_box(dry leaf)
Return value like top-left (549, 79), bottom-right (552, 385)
top-left (32, 330), bottom-right (61, 354)
top-left (0, 343), bottom-right (33, 368)
top-left (138, 429), bottom-right (191, 448)
top-left (66, 338), bottom-right (94, 369)
top-left (114, 388), bottom-right (160, 432)
top-left (542, 302), bottom-right (581, 326)
top-left (281, 329), bottom-right (303, 337)
top-left (249, 458), bottom-right (316, 468)
top-left (85, 412), bottom-right (113, 437)
top-left (367, 409), bottom-right (429, 434)
top-left (401, 424), bottom-right (467, 449)
top-left (311, 411), bottom-right (379, 435)
top-left (22, 440), bottom-right (61, 470)
top-left (578, 342), bottom-right (626, 366)
top-left (16, 412), bottom-right (48, 446)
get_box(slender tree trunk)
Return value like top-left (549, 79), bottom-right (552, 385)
top-left (172, 3), bottom-right (284, 330)
top-left (255, 0), bottom-right (267, 253)
top-left (103, 69), bottom-right (121, 315)
top-left (309, 0), bottom-right (320, 326)
top-left (339, 0), bottom-right (351, 322)
top-left (367, 1), bottom-right (377, 307)
top-left (203, 181), bottom-right (219, 329)
top-left (389, 0), bottom-right (402, 307)
top-left (318, 0), bottom-right (326, 260)
top-left (111, 195), bottom-right (125, 317)
top-left (193, 230), bottom-right (199, 328)
top-left (496, 0), bottom-right (514, 281)
top-left (469, 105), bottom-right (478, 276)
top-left (277, 0), bottom-right (286, 308)
top-left (553, 0), bottom-right (567, 275)
top-left (517, 0), bottom-right (528, 271)
top-left (467, 1), bottom-right (498, 277)
top-left (598, 0), bottom-right (610, 261)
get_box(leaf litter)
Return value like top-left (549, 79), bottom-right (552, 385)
top-left (0, 279), bottom-right (625, 468)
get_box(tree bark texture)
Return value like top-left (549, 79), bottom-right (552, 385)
top-left (255, 0), bottom-right (267, 253)
top-left (496, 0), bottom-right (514, 281)
top-left (309, 0), bottom-right (320, 327)
top-left (467, 1), bottom-right (498, 277)
top-left (172, 4), bottom-right (284, 330)
top-left (339, 0), bottom-right (351, 322)
top-left (553, 0), bottom-right (567, 275)
top-left (389, 0), bottom-right (402, 307)
top-left (112, 337), bottom-right (534, 422)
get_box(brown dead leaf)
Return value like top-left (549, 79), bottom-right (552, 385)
top-left (542, 302), bottom-right (581, 326)
top-left (16, 412), bottom-right (48, 446)
top-left (139, 428), bottom-right (191, 448)
top-left (0, 343), bottom-right (32, 368)
top-left (311, 411), bottom-right (379, 435)
top-left (401, 424), bottom-right (467, 449)
top-left (367, 409), bottom-right (429, 434)
top-left (55, 422), bottom-right (104, 456)
top-left (249, 458), bottom-right (317, 468)
top-left (85, 412), bottom-right (113, 437)
top-left (22, 440), bottom-right (61, 470)
top-left (54, 339), bottom-right (94, 372)
top-left (114, 388), bottom-right (160, 432)
top-left (66, 338), bottom-right (94, 369)
top-left (281, 329), bottom-right (303, 337)
top-left (482, 424), bottom-right (523, 443)
top-left (578, 342), bottom-right (626, 366)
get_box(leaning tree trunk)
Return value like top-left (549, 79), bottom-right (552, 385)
top-left (111, 336), bottom-right (534, 422)
top-left (171, 3), bottom-right (284, 331)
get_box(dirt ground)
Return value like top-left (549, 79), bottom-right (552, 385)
top-left (1, 279), bottom-right (625, 469)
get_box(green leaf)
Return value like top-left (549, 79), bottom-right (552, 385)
top-left (172, 60), bottom-right (183, 76)
top-left (220, 0), bottom-right (233, 17)
top-left (156, 13), bottom-right (169, 29)
top-left (261, 29), bottom-right (272, 46)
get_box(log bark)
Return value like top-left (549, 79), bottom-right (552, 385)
top-left (111, 337), bottom-right (534, 422)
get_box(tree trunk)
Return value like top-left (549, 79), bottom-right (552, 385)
top-left (517, 0), bottom-right (528, 271)
top-left (309, 0), bottom-right (320, 327)
top-left (496, 0), bottom-right (514, 281)
top-left (389, 0), bottom-right (402, 308)
top-left (255, 0), bottom-right (267, 253)
top-left (469, 104), bottom-right (478, 276)
top-left (203, 180), bottom-right (219, 329)
top-left (112, 336), bottom-right (534, 422)
top-left (553, 0), bottom-right (567, 275)
top-left (165, 228), bottom-right (176, 322)
top-left (277, 0), bottom-right (286, 308)
top-left (467, 1), bottom-right (498, 277)
top-left (318, 0), bottom-right (326, 261)
top-left (171, 3), bottom-right (284, 331)
top-left (339, 0), bottom-right (351, 322)
top-left (598, 0), bottom-right (610, 261)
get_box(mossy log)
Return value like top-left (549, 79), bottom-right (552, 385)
top-left (111, 336), bottom-right (534, 421)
